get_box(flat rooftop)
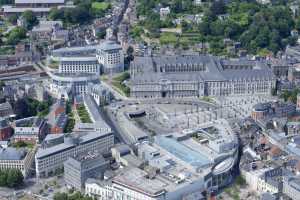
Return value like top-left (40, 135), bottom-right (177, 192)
top-left (15, 117), bottom-right (44, 128)
top-left (0, 147), bottom-right (27, 160)
top-left (2, 6), bottom-right (51, 13)
top-left (52, 45), bottom-right (100, 54)
top-left (130, 55), bottom-right (275, 83)
top-left (155, 135), bottom-right (211, 168)
top-left (15, 0), bottom-right (64, 4)
top-left (36, 131), bottom-right (113, 159)
top-left (112, 167), bottom-right (166, 197)
top-left (60, 57), bottom-right (98, 62)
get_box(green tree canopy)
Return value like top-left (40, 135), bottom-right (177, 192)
top-left (6, 27), bottom-right (26, 45)
top-left (22, 10), bottom-right (38, 30)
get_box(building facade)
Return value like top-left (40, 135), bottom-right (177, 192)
top-left (64, 152), bottom-right (109, 190)
top-left (0, 102), bottom-right (14, 118)
top-left (283, 176), bottom-right (300, 200)
top-left (49, 72), bottom-right (100, 97)
top-left (89, 84), bottom-right (112, 106)
top-left (0, 118), bottom-right (12, 141)
top-left (14, 117), bottom-right (47, 143)
top-left (35, 131), bottom-right (114, 177)
top-left (59, 57), bottom-right (101, 75)
top-left (15, 0), bottom-right (65, 7)
top-left (130, 56), bottom-right (276, 98)
top-left (96, 40), bottom-right (124, 74)
top-left (0, 147), bottom-right (35, 178)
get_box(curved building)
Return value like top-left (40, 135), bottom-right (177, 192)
top-left (49, 72), bottom-right (100, 97)
top-left (58, 57), bottom-right (101, 75)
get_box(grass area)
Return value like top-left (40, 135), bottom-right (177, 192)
top-left (92, 2), bottom-right (110, 11)
top-left (235, 175), bottom-right (247, 186)
top-left (100, 75), bottom-right (108, 81)
top-left (223, 175), bottom-right (247, 200)
top-left (48, 59), bottom-right (59, 69)
top-left (12, 141), bottom-right (34, 149)
top-left (224, 186), bottom-right (240, 200)
top-left (64, 102), bottom-right (75, 133)
top-left (77, 105), bottom-right (92, 123)
top-left (0, 46), bottom-right (14, 55)
top-left (111, 72), bottom-right (131, 97)
top-left (200, 96), bottom-right (215, 103)
top-left (159, 32), bottom-right (178, 45)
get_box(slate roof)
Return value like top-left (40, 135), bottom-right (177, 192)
top-left (131, 55), bottom-right (275, 83)
top-left (0, 147), bottom-right (27, 160)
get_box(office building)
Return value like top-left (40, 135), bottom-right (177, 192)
top-left (2, 6), bottom-right (51, 17)
top-left (96, 40), bottom-right (124, 74)
top-left (59, 57), bottom-right (101, 75)
top-left (89, 84), bottom-right (112, 106)
top-left (286, 121), bottom-right (300, 135)
top-left (0, 147), bottom-right (35, 177)
top-left (64, 151), bottom-right (109, 190)
top-left (35, 131), bottom-right (114, 177)
top-left (283, 176), bottom-right (300, 200)
top-left (51, 45), bottom-right (100, 58)
top-left (49, 72), bottom-right (100, 97)
top-left (14, 0), bottom-right (65, 8)
top-left (43, 133), bottom-right (64, 148)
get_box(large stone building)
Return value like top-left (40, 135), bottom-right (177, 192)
top-left (130, 55), bottom-right (276, 98)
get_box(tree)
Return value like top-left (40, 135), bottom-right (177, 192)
top-left (198, 21), bottom-right (210, 35)
top-left (0, 0), bottom-right (13, 5)
top-left (6, 169), bottom-right (23, 188)
top-left (0, 81), bottom-right (5, 90)
top-left (210, 0), bottom-right (226, 16)
top-left (22, 10), bottom-right (38, 30)
top-left (48, 8), bottom-right (64, 21)
top-left (127, 46), bottom-right (134, 56)
top-left (172, 0), bottom-right (183, 13)
top-left (13, 98), bottom-right (30, 119)
top-left (210, 20), bottom-right (225, 36)
top-left (6, 27), bottom-right (26, 45)
top-left (295, 17), bottom-right (300, 31)
top-left (8, 14), bottom-right (18, 24)
top-left (53, 192), bottom-right (68, 200)
top-left (0, 170), bottom-right (7, 186)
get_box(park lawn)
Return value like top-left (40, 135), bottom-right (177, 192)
top-left (48, 59), bottom-right (59, 69)
top-left (111, 72), bottom-right (130, 97)
top-left (92, 2), bottom-right (110, 11)
top-left (12, 141), bottom-right (34, 149)
top-left (159, 32), bottom-right (178, 45)
top-left (112, 81), bottom-right (130, 97)
top-left (77, 105), bottom-right (92, 123)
